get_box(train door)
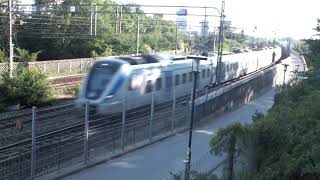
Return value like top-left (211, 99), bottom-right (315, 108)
top-left (164, 70), bottom-right (173, 97)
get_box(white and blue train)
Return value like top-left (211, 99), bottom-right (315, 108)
top-left (76, 47), bottom-right (284, 114)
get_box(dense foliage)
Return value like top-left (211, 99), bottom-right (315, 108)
top-left (0, 0), bottom-right (187, 60)
top-left (210, 19), bottom-right (320, 180)
top-left (1, 68), bottom-right (52, 108)
top-left (0, 49), bottom-right (52, 111)
top-left (210, 69), bottom-right (320, 180)
top-left (0, 49), bottom-right (7, 63)
top-left (0, 0), bottom-right (253, 61)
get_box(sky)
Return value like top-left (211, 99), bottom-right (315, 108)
top-left (117, 0), bottom-right (320, 39)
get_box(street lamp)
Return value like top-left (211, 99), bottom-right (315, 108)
top-left (282, 63), bottom-right (289, 90)
top-left (185, 55), bottom-right (207, 180)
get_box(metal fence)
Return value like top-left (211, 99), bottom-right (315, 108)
top-left (0, 50), bottom-right (182, 78)
top-left (0, 85), bottom-right (228, 180)
top-left (0, 65), bottom-right (274, 180)
top-left (0, 58), bottom-right (97, 77)
top-left (0, 90), bottom-right (194, 180)
top-left (165, 151), bottom-right (227, 180)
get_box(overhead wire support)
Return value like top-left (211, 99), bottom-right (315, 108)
top-left (9, 4), bottom-right (222, 41)
top-left (94, 5), bottom-right (97, 36)
top-left (136, 16), bottom-right (140, 55)
top-left (119, 5), bottom-right (122, 34)
top-left (115, 5), bottom-right (118, 34)
top-left (8, 0), bottom-right (14, 77)
top-left (175, 23), bottom-right (178, 54)
top-left (90, 4), bottom-right (93, 35)
top-left (216, 0), bottom-right (225, 87)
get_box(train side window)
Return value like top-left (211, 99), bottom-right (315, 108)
top-left (146, 80), bottom-right (153, 93)
top-left (182, 73), bottom-right (187, 84)
top-left (128, 78), bottom-right (138, 91)
top-left (207, 69), bottom-right (210, 78)
top-left (165, 76), bottom-right (172, 89)
top-left (189, 72), bottom-right (193, 82)
top-left (156, 78), bottom-right (162, 91)
top-left (175, 74), bottom-right (180, 86)
top-left (202, 70), bottom-right (205, 78)
top-left (128, 78), bottom-right (133, 91)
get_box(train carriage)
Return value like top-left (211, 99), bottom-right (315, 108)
top-left (76, 46), bottom-right (287, 114)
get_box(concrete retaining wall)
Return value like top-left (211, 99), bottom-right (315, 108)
top-left (195, 66), bottom-right (276, 122)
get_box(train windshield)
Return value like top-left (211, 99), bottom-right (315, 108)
top-left (86, 61), bottom-right (121, 99)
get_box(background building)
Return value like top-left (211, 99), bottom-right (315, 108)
top-left (200, 20), bottom-right (209, 37)
top-left (176, 9), bottom-right (189, 33)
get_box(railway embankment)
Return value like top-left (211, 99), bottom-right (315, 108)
top-left (0, 57), bottom-right (285, 180)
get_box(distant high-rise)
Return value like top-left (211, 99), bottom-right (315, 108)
top-left (16, 0), bottom-right (35, 13)
top-left (154, 14), bottom-right (164, 18)
top-left (200, 20), bottom-right (209, 37)
top-left (176, 9), bottom-right (189, 33)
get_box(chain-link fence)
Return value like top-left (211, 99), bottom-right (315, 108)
top-left (0, 90), bottom-right (192, 180)
top-left (0, 49), bottom-right (183, 78)
top-left (165, 142), bottom-right (228, 180)
top-left (0, 58), bottom-right (98, 78)
top-left (0, 64), bottom-right (275, 180)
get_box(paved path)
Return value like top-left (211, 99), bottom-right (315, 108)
top-left (63, 54), bottom-right (304, 180)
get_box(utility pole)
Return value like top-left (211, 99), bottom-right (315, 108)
top-left (94, 5), bottom-right (97, 36)
top-left (8, 0), bottom-right (13, 77)
top-left (119, 5), bottom-right (122, 34)
top-left (203, 7), bottom-right (207, 41)
top-left (282, 64), bottom-right (289, 91)
top-left (184, 56), bottom-right (207, 180)
top-left (136, 16), bottom-right (140, 55)
top-left (115, 5), bottom-right (118, 34)
top-left (188, 31), bottom-right (191, 53)
top-left (185, 69), bottom-right (198, 180)
top-left (213, 28), bottom-right (216, 52)
top-left (215, 0), bottom-right (225, 86)
top-left (175, 23), bottom-right (178, 54)
top-left (90, 4), bottom-right (93, 35)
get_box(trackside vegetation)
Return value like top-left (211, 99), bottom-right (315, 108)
top-left (0, 0), bottom-right (259, 61)
top-left (0, 50), bottom-right (52, 112)
top-left (209, 19), bottom-right (320, 180)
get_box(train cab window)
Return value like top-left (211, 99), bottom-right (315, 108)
top-left (189, 72), bottom-right (193, 82)
top-left (182, 73), bottom-right (187, 84)
top-left (175, 74), bottom-right (180, 86)
top-left (202, 70), bottom-right (205, 78)
top-left (156, 78), bottom-right (162, 91)
top-left (146, 80), bottom-right (153, 93)
top-left (207, 69), bottom-right (210, 78)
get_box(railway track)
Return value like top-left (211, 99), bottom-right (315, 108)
top-left (49, 74), bottom-right (84, 87)
top-left (0, 63), bottom-right (277, 179)
top-left (0, 94), bottom-right (191, 179)
top-left (0, 63), bottom-right (275, 149)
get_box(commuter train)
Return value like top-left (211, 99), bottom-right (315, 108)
top-left (76, 47), bottom-right (287, 114)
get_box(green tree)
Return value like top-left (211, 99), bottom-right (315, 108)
top-left (15, 48), bottom-right (41, 62)
top-left (0, 49), bottom-right (7, 63)
top-left (302, 19), bottom-right (320, 69)
top-left (11, 1), bottom-right (185, 60)
top-left (210, 123), bottom-right (247, 180)
top-left (1, 68), bottom-right (52, 107)
top-left (209, 72), bottom-right (320, 179)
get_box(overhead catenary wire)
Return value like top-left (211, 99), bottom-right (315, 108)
top-left (1, 4), bottom-right (216, 38)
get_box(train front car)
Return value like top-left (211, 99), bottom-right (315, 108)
top-left (76, 59), bottom-right (131, 114)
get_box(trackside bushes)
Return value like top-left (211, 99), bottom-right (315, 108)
top-left (1, 67), bottom-right (52, 108)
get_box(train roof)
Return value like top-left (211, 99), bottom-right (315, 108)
top-left (115, 54), bottom-right (187, 65)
